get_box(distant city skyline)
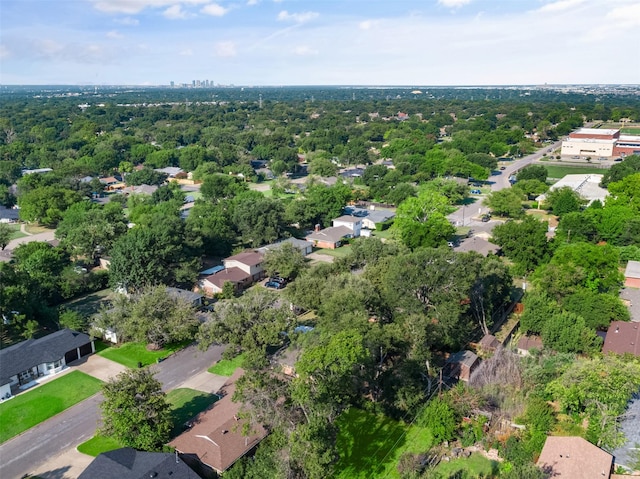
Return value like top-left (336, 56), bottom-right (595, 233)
top-left (1, 0), bottom-right (639, 86)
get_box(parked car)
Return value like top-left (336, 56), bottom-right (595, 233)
top-left (270, 276), bottom-right (287, 285)
top-left (265, 281), bottom-right (283, 289)
top-left (499, 166), bottom-right (506, 170)
top-left (481, 215), bottom-right (491, 222)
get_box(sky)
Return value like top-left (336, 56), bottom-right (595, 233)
top-left (1, 0), bottom-right (639, 86)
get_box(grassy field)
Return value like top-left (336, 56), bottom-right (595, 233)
top-left (77, 434), bottom-right (123, 456)
top-left (166, 388), bottom-right (220, 437)
top-left (97, 340), bottom-right (191, 368)
top-left (335, 408), bottom-right (433, 479)
top-left (0, 371), bottom-right (102, 443)
top-left (371, 228), bottom-right (395, 240)
top-left (433, 454), bottom-right (498, 477)
top-left (544, 165), bottom-right (608, 179)
top-left (62, 289), bottom-right (113, 317)
top-left (208, 353), bottom-right (245, 376)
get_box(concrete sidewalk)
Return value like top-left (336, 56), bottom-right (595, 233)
top-left (177, 370), bottom-right (228, 395)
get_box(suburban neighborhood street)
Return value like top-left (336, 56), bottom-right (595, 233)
top-left (447, 140), bottom-right (563, 229)
top-left (0, 343), bottom-right (226, 479)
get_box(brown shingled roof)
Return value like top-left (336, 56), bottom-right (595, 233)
top-left (536, 436), bottom-right (612, 478)
top-left (602, 321), bottom-right (640, 356)
top-left (204, 268), bottom-right (251, 290)
top-left (169, 370), bottom-right (268, 474)
top-left (224, 251), bottom-right (264, 267)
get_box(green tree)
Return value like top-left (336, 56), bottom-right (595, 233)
top-left (601, 155), bottom-right (640, 187)
top-left (513, 179), bottom-right (549, 200)
top-left (100, 368), bottom-right (172, 451)
top-left (491, 216), bottom-right (551, 273)
top-left (17, 185), bottom-right (83, 226)
top-left (58, 308), bottom-right (86, 332)
top-left (0, 223), bottom-right (12, 250)
top-left (541, 311), bottom-right (600, 354)
top-left (233, 196), bottom-right (285, 248)
top-left (200, 174), bottom-right (247, 201)
top-left (520, 291), bottom-right (561, 335)
top-left (263, 242), bottom-right (308, 279)
top-left (417, 397), bottom-right (458, 444)
top-left (562, 290), bottom-right (629, 329)
top-left (516, 165), bottom-right (548, 183)
top-left (484, 188), bottom-right (525, 218)
top-left (393, 189), bottom-right (455, 248)
top-left (307, 157), bottom-right (338, 177)
top-left (544, 186), bottom-right (585, 216)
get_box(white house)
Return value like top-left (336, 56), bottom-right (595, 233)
top-left (332, 215), bottom-right (362, 238)
top-left (257, 238), bottom-right (313, 257)
top-left (0, 329), bottom-right (94, 400)
top-left (223, 251), bottom-right (265, 282)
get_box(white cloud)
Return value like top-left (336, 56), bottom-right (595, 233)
top-left (201, 3), bottom-right (228, 16)
top-left (215, 41), bottom-right (236, 57)
top-left (359, 20), bottom-right (380, 30)
top-left (438, 0), bottom-right (473, 8)
top-left (277, 10), bottom-right (318, 23)
top-left (536, 0), bottom-right (586, 13)
top-left (180, 48), bottom-right (194, 56)
top-left (293, 45), bottom-right (318, 56)
top-left (0, 44), bottom-right (10, 59)
top-left (106, 30), bottom-right (124, 39)
top-left (91, 0), bottom-right (209, 15)
top-left (163, 5), bottom-right (188, 19)
top-left (114, 17), bottom-right (139, 26)
top-left (606, 3), bottom-right (640, 27)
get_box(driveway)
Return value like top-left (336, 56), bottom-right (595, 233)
top-left (30, 448), bottom-right (93, 479)
top-left (178, 371), bottom-right (228, 395)
top-left (69, 354), bottom-right (127, 383)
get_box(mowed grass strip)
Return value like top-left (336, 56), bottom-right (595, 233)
top-left (208, 353), bottom-right (245, 376)
top-left (0, 371), bottom-right (102, 443)
top-left (335, 408), bottom-right (433, 479)
top-left (545, 165), bottom-right (608, 179)
top-left (97, 341), bottom-right (191, 369)
top-left (166, 388), bottom-right (220, 438)
top-left (77, 435), bottom-right (123, 457)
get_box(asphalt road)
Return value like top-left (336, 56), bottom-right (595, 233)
top-left (447, 140), bottom-right (563, 228)
top-left (0, 343), bottom-right (225, 479)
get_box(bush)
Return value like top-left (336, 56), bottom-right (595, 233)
top-left (417, 398), bottom-right (458, 444)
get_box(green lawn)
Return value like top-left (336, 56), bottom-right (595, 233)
top-left (166, 388), bottom-right (220, 437)
top-left (6, 223), bottom-right (27, 240)
top-left (97, 340), bottom-right (191, 368)
top-left (208, 353), bottom-right (245, 376)
top-left (335, 408), bottom-right (433, 479)
top-left (0, 371), bottom-right (102, 443)
top-left (77, 434), bottom-right (124, 456)
top-left (544, 165), bottom-right (608, 179)
top-left (78, 387), bottom-right (219, 456)
top-left (314, 245), bottom-right (353, 258)
top-left (433, 453), bottom-right (498, 477)
top-left (62, 289), bottom-right (113, 317)
top-left (371, 228), bottom-right (396, 240)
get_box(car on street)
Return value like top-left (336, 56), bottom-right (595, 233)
top-left (481, 215), bottom-right (491, 222)
top-left (499, 166), bottom-right (506, 170)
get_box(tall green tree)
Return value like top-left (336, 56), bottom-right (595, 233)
top-left (263, 242), bottom-right (308, 279)
top-left (484, 189), bottom-right (525, 218)
top-left (491, 216), bottom-right (551, 273)
top-left (0, 223), bottom-right (12, 250)
top-left (100, 368), bottom-right (172, 451)
top-left (393, 189), bottom-right (455, 249)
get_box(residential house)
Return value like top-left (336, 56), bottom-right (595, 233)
top-left (78, 447), bottom-right (204, 479)
top-left (166, 287), bottom-right (203, 307)
top-left (154, 166), bottom-right (184, 178)
top-left (343, 205), bottom-right (396, 231)
top-left (199, 268), bottom-right (251, 295)
top-left (99, 176), bottom-right (126, 192)
top-left (624, 260), bottom-right (640, 288)
top-left (444, 350), bottom-right (480, 383)
top-left (0, 206), bottom-right (19, 223)
top-left (332, 215), bottom-right (363, 237)
top-left (477, 334), bottom-right (501, 354)
top-left (602, 321), bottom-right (640, 357)
top-left (306, 225), bottom-right (353, 249)
top-left (536, 436), bottom-right (613, 479)
top-left (257, 237), bottom-right (314, 257)
top-left (516, 336), bottom-right (543, 356)
top-left (0, 329), bottom-right (94, 400)
top-left (223, 251), bottom-right (265, 282)
top-left (455, 237), bottom-right (501, 257)
top-left (170, 370), bottom-right (269, 475)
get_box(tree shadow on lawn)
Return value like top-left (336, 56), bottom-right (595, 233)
top-left (336, 408), bottom-right (408, 479)
top-left (169, 393), bottom-right (220, 438)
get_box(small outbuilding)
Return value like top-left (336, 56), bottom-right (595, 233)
top-left (444, 350), bottom-right (479, 383)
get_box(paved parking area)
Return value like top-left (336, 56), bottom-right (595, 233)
top-left (620, 288), bottom-right (640, 323)
top-left (31, 448), bottom-right (93, 479)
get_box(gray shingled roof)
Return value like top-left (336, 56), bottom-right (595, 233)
top-left (78, 448), bottom-right (202, 479)
top-left (0, 329), bottom-right (92, 386)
